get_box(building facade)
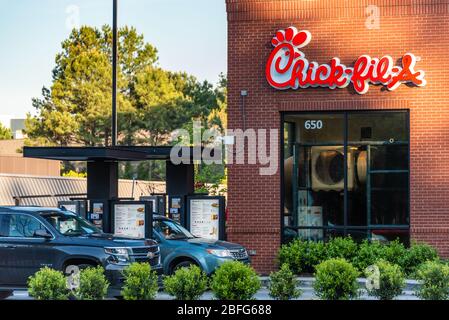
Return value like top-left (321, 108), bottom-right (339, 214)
top-left (226, 0), bottom-right (449, 273)
top-left (0, 140), bottom-right (60, 177)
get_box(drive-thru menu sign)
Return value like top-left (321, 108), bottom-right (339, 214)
top-left (187, 196), bottom-right (225, 241)
top-left (112, 202), bottom-right (152, 239)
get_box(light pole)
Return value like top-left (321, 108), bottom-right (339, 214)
top-left (112, 0), bottom-right (118, 147)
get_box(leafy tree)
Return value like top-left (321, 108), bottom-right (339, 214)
top-left (26, 25), bottom-right (228, 186)
top-left (0, 123), bottom-right (12, 140)
top-left (26, 25), bottom-right (226, 150)
top-left (62, 170), bottom-right (87, 178)
top-left (26, 26), bottom-right (134, 146)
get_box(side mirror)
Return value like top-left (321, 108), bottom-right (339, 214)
top-left (34, 229), bottom-right (52, 239)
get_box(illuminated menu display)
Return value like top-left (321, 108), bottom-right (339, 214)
top-left (189, 199), bottom-right (220, 240)
top-left (114, 204), bottom-right (146, 239)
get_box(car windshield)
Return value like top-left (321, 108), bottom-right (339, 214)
top-left (41, 211), bottom-right (101, 236)
top-left (154, 219), bottom-right (195, 240)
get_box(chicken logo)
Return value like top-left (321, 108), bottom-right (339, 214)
top-left (266, 26), bottom-right (426, 94)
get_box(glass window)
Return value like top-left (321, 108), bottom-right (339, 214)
top-left (347, 145), bottom-right (368, 226)
top-left (41, 212), bottom-right (100, 236)
top-left (371, 145), bottom-right (409, 171)
top-left (153, 219), bottom-right (195, 240)
top-left (295, 145), bottom-right (345, 231)
top-left (371, 229), bottom-right (410, 245)
top-left (284, 114), bottom-right (344, 144)
top-left (0, 214), bottom-right (10, 237)
top-left (284, 122), bottom-right (295, 159)
top-left (0, 214), bottom-right (46, 238)
top-left (371, 191), bottom-right (408, 225)
top-left (348, 112), bottom-right (408, 142)
top-left (283, 111), bottom-right (410, 245)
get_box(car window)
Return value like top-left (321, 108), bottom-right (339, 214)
top-left (41, 212), bottom-right (100, 236)
top-left (0, 214), bottom-right (46, 238)
top-left (153, 219), bottom-right (195, 240)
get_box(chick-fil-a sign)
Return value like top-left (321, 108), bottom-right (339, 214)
top-left (266, 27), bottom-right (426, 94)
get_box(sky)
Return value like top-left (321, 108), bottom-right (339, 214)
top-left (0, 0), bottom-right (227, 120)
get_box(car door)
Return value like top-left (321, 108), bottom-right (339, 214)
top-left (0, 213), bottom-right (55, 287)
top-left (0, 213), bottom-right (15, 286)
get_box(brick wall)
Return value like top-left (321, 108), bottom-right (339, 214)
top-left (226, 0), bottom-right (449, 274)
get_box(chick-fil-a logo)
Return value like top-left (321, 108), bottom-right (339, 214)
top-left (266, 27), bottom-right (426, 94)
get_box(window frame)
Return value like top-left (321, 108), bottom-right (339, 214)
top-left (281, 110), bottom-right (410, 244)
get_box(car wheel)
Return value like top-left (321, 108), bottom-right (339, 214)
top-left (0, 290), bottom-right (12, 300)
top-left (172, 261), bottom-right (197, 274)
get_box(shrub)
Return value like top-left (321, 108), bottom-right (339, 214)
top-left (278, 240), bottom-right (306, 275)
top-left (28, 267), bottom-right (68, 300)
top-left (163, 265), bottom-right (208, 300)
top-left (352, 240), bottom-right (386, 272)
top-left (383, 240), bottom-right (407, 268)
top-left (416, 261), bottom-right (449, 300)
top-left (122, 263), bottom-right (159, 300)
top-left (75, 266), bottom-right (109, 300)
top-left (268, 264), bottom-right (302, 300)
top-left (325, 237), bottom-right (358, 261)
top-left (278, 239), bottom-right (326, 274)
top-left (365, 260), bottom-right (405, 300)
top-left (314, 258), bottom-right (359, 300)
top-left (211, 261), bottom-right (261, 300)
top-left (306, 241), bottom-right (327, 272)
top-left (402, 243), bottom-right (438, 276)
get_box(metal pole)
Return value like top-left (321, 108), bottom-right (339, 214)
top-left (112, 0), bottom-right (118, 146)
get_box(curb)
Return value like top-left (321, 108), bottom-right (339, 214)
top-left (260, 276), bottom-right (420, 291)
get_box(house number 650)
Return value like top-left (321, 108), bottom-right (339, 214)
top-left (305, 120), bottom-right (323, 130)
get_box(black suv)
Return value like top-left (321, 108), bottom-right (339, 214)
top-left (0, 207), bottom-right (162, 298)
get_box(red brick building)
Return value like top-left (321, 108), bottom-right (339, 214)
top-left (226, 0), bottom-right (449, 274)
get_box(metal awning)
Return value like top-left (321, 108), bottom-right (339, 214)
top-left (23, 147), bottom-right (149, 161)
top-left (23, 146), bottom-right (215, 162)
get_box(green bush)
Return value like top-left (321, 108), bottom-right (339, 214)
top-left (365, 260), bottom-right (404, 300)
top-left (278, 237), bottom-right (440, 279)
top-left (278, 240), bottom-right (305, 275)
top-left (278, 239), bottom-right (326, 274)
top-left (416, 261), bottom-right (449, 300)
top-left (163, 265), bottom-right (208, 300)
top-left (306, 241), bottom-right (327, 272)
top-left (122, 263), bottom-right (159, 300)
top-left (314, 258), bottom-right (359, 300)
top-left (325, 237), bottom-right (358, 261)
top-left (402, 243), bottom-right (438, 276)
top-left (75, 266), bottom-right (109, 300)
top-left (352, 240), bottom-right (386, 272)
top-left (383, 240), bottom-right (407, 268)
top-left (28, 267), bottom-right (68, 300)
top-left (210, 261), bottom-right (261, 300)
top-left (268, 264), bottom-right (301, 300)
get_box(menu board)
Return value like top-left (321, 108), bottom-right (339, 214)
top-left (114, 204), bottom-right (146, 239)
top-left (189, 199), bottom-right (221, 240)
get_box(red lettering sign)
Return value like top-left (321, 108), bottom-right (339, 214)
top-left (266, 27), bottom-right (426, 94)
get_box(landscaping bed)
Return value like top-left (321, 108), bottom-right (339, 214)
top-left (19, 238), bottom-right (449, 301)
